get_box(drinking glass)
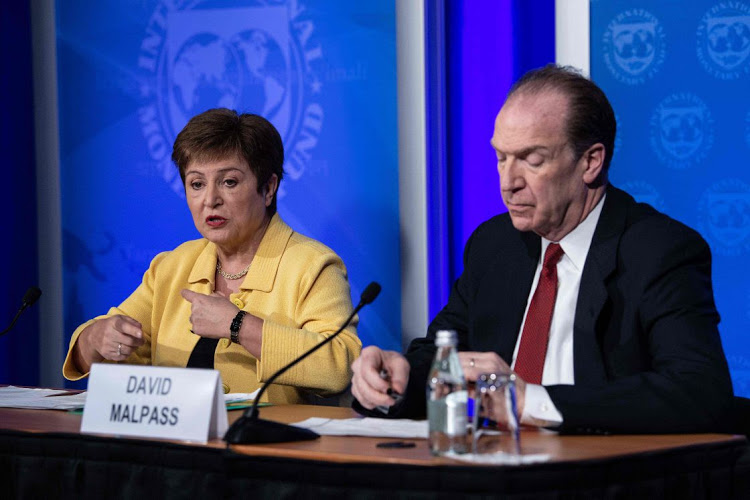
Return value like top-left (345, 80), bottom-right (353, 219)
top-left (471, 372), bottom-right (520, 455)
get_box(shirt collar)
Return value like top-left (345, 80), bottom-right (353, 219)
top-left (188, 212), bottom-right (292, 292)
top-left (541, 194), bottom-right (606, 272)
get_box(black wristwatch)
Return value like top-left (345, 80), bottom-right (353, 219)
top-left (230, 310), bottom-right (246, 344)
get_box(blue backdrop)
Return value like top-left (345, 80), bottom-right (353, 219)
top-left (591, 0), bottom-right (750, 397)
top-left (56, 0), bottom-right (400, 388)
top-left (433, 0), bottom-right (555, 315)
top-left (0, 1), bottom-right (39, 385)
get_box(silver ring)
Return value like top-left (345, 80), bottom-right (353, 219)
top-left (469, 358), bottom-right (475, 368)
top-left (117, 343), bottom-right (122, 356)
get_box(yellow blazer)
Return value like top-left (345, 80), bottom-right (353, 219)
top-left (63, 214), bottom-right (361, 404)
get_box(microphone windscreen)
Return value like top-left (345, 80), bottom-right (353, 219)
top-left (22, 287), bottom-right (42, 307)
top-left (360, 282), bottom-right (381, 305)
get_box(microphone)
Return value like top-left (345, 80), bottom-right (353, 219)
top-left (1, 286), bottom-right (42, 337)
top-left (224, 281), bottom-right (381, 444)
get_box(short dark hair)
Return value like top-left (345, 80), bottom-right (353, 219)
top-left (507, 64), bottom-right (616, 172)
top-left (172, 108), bottom-right (285, 214)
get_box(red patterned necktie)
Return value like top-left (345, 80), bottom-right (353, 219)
top-left (514, 243), bottom-right (565, 384)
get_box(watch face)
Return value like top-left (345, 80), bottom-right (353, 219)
top-left (231, 311), bottom-right (245, 343)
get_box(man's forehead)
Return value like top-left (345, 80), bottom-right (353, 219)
top-left (500, 90), bottom-right (569, 120)
top-left (492, 92), bottom-right (568, 142)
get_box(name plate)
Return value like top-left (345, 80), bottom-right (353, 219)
top-left (81, 364), bottom-right (227, 443)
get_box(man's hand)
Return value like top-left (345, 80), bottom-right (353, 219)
top-left (459, 351), bottom-right (527, 422)
top-left (351, 346), bottom-right (410, 410)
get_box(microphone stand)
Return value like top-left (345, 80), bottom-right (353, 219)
top-left (0, 287), bottom-right (42, 338)
top-left (224, 283), bottom-right (380, 445)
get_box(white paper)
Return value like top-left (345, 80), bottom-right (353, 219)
top-left (224, 390), bottom-right (260, 404)
top-left (0, 386), bottom-right (86, 410)
top-left (0, 386), bottom-right (259, 411)
top-left (448, 451), bottom-right (550, 465)
top-left (292, 417), bottom-right (429, 438)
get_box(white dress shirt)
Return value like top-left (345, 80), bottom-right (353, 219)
top-left (512, 195), bottom-right (606, 425)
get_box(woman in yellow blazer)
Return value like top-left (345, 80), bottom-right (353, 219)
top-left (63, 109), bottom-right (361, 404)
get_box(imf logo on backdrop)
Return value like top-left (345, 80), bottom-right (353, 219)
top-left (136, 0), bottom-right (324, 198)
top-left (649, 93), bottom-right (714, 170)
top-left (603, 9), bottom-right (666, 85)
top-left (698, 179), bottom-right (750, 256)
top-left (619, 181), bottom-right (667, 212)
top-left (697, 2), bottom-right (750, 79)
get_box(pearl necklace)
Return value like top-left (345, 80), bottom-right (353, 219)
top-left (216, 261), bottom-right (250, 280)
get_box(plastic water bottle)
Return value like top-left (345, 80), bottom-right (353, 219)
top-left (427, 330), bottom-right (468, 455)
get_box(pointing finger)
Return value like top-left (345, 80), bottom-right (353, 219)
top-left (180, 289), bottom-right (203, 302)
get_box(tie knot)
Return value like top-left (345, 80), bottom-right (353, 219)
top-left (543, 243), bottom-right (564, 270)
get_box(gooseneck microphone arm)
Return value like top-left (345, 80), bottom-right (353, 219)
top-left (224, 282), bottom-right (381, 445)
top-left (0, 287), bottom-right (42, 337)
top-left (245, 282), bottom-right (380, 419)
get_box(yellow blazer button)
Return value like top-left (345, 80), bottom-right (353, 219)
top-left (222, 383), bottom-right (230, 394)
top-left (233, 299), bottom-right (244, 308)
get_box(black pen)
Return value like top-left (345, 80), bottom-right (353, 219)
top-left (376, 369), bottom-right (403, 414)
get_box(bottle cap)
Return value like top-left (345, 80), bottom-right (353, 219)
top-left (434, 329), bottom-right (458, 347)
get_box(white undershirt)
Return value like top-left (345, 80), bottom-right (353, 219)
top-left (512, 195), bottom-right (605, 425)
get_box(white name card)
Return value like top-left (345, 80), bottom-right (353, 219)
top-left (81, 364), bottom-right (228, 443)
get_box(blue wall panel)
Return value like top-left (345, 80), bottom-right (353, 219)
top-left (442, 0), bottom-right (555, 292)
top-left (0, 2), bottom-right (40, 385)
top-left (591, 0), bottom-right (750, 397)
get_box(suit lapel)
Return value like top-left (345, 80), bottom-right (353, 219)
top-left (573, 186), bottom-right (628, 383)
top-left (493, 230), bottom-right (540, 363)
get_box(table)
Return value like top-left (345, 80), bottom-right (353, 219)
top-left (1, 404), bottom-right (749, 498)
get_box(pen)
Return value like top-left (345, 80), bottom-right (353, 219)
top-left (376, 440), bottom-right (416, 449)
top-left (376, 369), bottom-right (403, 414)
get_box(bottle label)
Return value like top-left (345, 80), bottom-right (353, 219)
top-left (444, 391), bottom-right (467, 436)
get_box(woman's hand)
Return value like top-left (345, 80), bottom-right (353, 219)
top-left (180, 289), bottom-right (238, 339)
top-left (87, 315), bottom-right (144, 361)
top-left (73, 315), bottom-right (145, 372)
top-left (181, 289), bottom-right (264, 357)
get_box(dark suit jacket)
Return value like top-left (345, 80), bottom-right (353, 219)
top-left (384, 186), bottom-right (734, 434)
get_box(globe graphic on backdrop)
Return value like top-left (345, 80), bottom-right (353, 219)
top-left (231, 29), bottom-right (288, 119)
top-left (707, 21), bottom-right (750, 68)
top-left (170, 30), bottom-right (288, 128)
top-left (613, 28), bottom-right (655, 73)
top-left (171, 33), bottom-right (242, 117)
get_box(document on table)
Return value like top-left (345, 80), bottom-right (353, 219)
top-left (292, 417), bottom-right (429, 438)
top-left (291, 417), bottom-right (551, 464)
top-left (224, 390), bottom-right (260, 404)
top-left (0, 386), bottom-right (260, 411)
top-left (0, 386), bottom-right (87, 410)
top-left (449, 451), bottom-right (550, 465)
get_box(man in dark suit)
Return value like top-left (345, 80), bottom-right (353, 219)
top-left (351, 65), bottom-right (736, 434)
